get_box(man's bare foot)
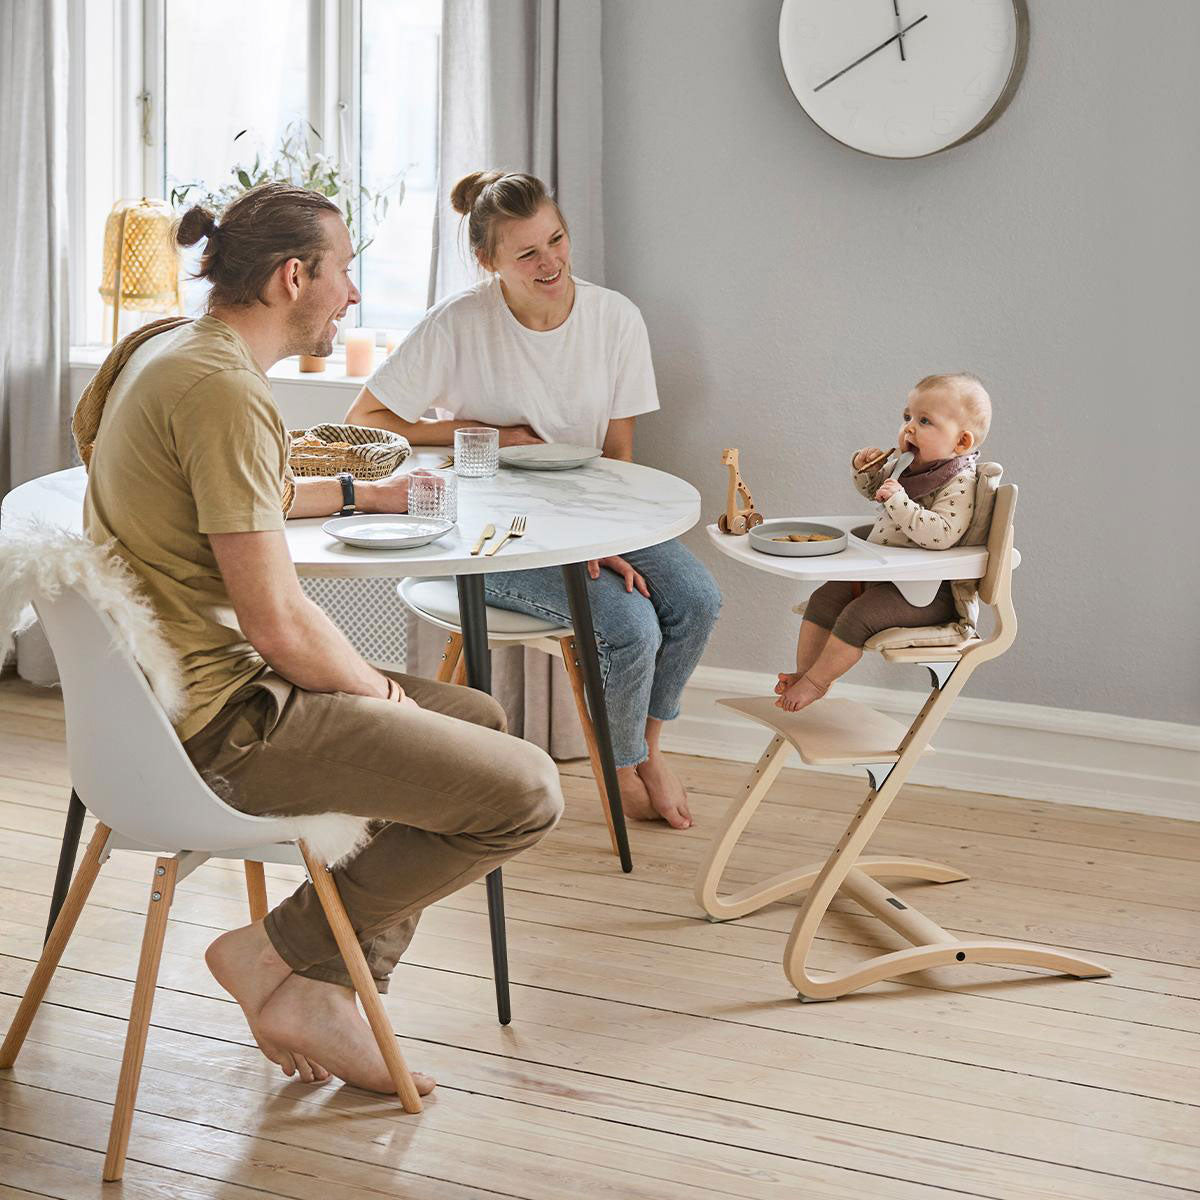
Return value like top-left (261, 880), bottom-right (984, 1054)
top-left (258, 974), bottom-right (436, 1096)
top-left (634, 753), bottom-right (693, 829)
top-left (774, 673), bottom-right (830, 712)
top-left (206, 922), bottom-right (330, 1083)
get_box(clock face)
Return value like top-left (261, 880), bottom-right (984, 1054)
top-left (779, 0), bottom-right (1028, 158)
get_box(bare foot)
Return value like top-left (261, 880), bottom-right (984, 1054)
top-left (634, 753), bottom-right (693, 829)
top-left (775, 671), bottom-right (802, 695)
top-left (206, 922), bottom-right (330, 1083)
top-left (258, 974), bottom-right (436, 1096)
top-left (774, 673), bottom-right (829, 712)
top-left (615, 765), bottom-right (656, 821)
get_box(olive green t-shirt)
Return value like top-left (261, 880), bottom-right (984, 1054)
top-left (83, 315), bottom-right (289, 741)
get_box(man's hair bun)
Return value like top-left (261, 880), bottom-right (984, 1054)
top-left (450, 170), bottom-right (504, 216)
top-left (175, 204), bottom-right (219, 248)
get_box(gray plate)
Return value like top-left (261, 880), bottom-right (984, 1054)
top-left (498, 443), bottom-right (603, 471)
top-left (749, 520), bottom-right (848, 557)
top-left (323, 515), bottom-right (455, 550)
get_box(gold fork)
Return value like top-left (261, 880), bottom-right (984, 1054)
top-left (485, 514), bottom-right (527, 557)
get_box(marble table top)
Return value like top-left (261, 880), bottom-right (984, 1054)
top-left (3, 455), bottom-right (702, 578)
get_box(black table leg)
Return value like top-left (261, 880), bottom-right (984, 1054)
top-left (46, 789), bottom-right (86, 944)
top-left (455, 574), bottom-right (511, 1027)
top-left (562, 562), bottom-right (633, 873)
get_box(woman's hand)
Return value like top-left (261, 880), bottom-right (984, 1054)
top-left (498, 424), bottom-right (544, 447)
top-left (588, 556), bottom-right (650, 597)
top-left (875, 479), bottom-right (903, 503)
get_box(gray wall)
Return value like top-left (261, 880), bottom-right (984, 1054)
top-left (602, 0), bottom-right (1199, 724)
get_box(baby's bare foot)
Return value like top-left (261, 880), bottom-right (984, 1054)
top-left (634, 753), bottom-right (693, 829)
top-left (774, 674), bottom-right (830, 713)
top-left (775, 671), bottom-right (803, 695)
top-left (258, 975), bottom-right (435, 1096)
top-left (206, 922), bottom-right (329, 1083)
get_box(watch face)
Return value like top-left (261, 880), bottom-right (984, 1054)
top-left (779, 0), bottom-right (1026, 158)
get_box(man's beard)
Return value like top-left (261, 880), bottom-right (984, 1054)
top-left (286, 306), bottom-right (336, 358)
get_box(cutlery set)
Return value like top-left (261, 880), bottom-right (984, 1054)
top-left (471, 514), bottom-right (527, 557)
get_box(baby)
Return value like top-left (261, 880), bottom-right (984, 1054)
top-left (775, 373), bottom-right (992, 712)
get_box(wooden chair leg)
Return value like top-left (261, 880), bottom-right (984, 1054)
top-left (559, 636), bottom-right (619, 856)
top-left (1, 822), bottom-right (111, 1070)
top-left (103, 855), bottom-right (179, 1181)
top-left (436, 633), bottom-right (463, 684)
top-left (244, 861), bottom-right (269, 922)
top-left (297, 841), bottom-right (423, 1113)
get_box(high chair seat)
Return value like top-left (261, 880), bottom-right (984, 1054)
top-left (879, 638), bottom-right (982, 663)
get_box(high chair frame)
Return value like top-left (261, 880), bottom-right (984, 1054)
top-left (694, 485), bottom-right (1110, 1000)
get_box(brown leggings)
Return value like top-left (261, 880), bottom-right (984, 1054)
top-left (802, 580), bottom-right (956, 648)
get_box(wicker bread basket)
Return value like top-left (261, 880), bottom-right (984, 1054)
top-left (288, 423), bottom-right (411, 480)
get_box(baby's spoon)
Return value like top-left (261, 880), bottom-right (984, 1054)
top-left (888, 450), bottom-right (915, 480)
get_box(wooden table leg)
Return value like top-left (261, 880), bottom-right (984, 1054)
top-left (456, 573), bottom-right (511, 1026)
top-left (562, 562), bottom-right (632, 873)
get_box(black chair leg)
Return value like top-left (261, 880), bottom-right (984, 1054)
top-left (46, 790), bottom-right (86, 944)
top-left (456, 574), bottom-right (512, 1025)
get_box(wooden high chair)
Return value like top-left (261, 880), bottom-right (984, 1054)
top-left (694, 484), bottom-right (1110, 1000)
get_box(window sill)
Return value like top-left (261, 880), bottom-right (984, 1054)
top-left (69, 345), bottom-right (373, 391)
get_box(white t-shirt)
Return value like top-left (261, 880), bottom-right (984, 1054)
top-left (365, 276), bottom-right (660, 449)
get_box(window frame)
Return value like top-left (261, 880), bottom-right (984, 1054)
top-left (70, 0), bottom-right (426, 347)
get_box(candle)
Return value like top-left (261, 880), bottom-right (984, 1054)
top-left (344, 328), bottom-right (375, 377)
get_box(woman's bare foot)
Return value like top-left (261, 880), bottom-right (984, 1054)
top-left (206, 922), bottom-right (329, 1083)
top-left (634, 753), bottom-right (693, 829)
top-left (775, 673), bottom-right (829, 712)
top-left (615, 765), bottom-right (655, 821)
top-left (258, 974), bottom-right (436, 1096)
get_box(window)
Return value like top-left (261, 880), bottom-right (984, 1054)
top-left (71, 0), bottom-right (442, 346)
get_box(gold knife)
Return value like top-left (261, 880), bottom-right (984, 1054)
top-left (470, 522), bottom-right (496, 555)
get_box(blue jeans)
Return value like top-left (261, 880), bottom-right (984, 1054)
top-left (484, 539), bottom-right (722, 768)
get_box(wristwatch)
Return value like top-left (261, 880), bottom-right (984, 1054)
top-left (335, 471), bottom-right (356, 516)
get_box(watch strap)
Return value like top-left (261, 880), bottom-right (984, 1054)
top-left (336, 471), bottom-right (356, 516)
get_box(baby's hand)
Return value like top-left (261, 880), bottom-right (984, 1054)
top-left (854, 446), bottom-right (885, 471)
top-left (875, 479), bottom-right (903, 503)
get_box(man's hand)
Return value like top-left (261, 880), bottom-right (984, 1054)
top-left (854, 446), bottom-right (886, 471)
top-left (588, 556), bottom-right (650, 597)
top-left (358, 472), bottom-right (414, 514)
top-left (875, 479), bottom-right (903, 503)
top-left (498, 425), bottom-right (543, 447)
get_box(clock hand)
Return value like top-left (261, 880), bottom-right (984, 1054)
top-left (892, 0), bottom-right (906, 61)
top-left (814, 13), bottom-right (928, 93)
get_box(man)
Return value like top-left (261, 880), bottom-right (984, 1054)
top-left (81, 183), bottom-right (563, 1094)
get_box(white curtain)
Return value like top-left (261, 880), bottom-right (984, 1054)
top-left (416, 0), bottom-right (605, 757)
top-left (0, 0), bottom-right (72, 503)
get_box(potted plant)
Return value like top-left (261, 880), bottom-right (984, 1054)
top-left (170, 122), bottom-right (400, 371)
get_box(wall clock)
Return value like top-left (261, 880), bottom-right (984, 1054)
top-left (778, 0), bottom-right (1029, 159)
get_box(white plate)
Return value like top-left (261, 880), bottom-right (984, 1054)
top-left (498, 443), bottom-right (603, 471)
top-left (749, 520), bottom-right (848, 557)
top-left (322, 515), bottom-right (455, 550)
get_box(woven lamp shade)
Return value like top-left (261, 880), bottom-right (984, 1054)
top-left (99, 197), bottom-right (183, 343)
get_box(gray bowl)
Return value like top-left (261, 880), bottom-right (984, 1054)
top-left (749, 520), bottom-right (848, 557)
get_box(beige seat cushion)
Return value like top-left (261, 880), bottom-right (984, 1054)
top-left (864, 462), bottom-right (1003, 652)
top-left (398, 578), bottom-right (572, 638)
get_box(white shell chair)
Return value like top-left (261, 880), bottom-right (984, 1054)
top-left (0, 586), bottom-right (424, 1182)
top-left (397, 578), bottom-right (621, 855)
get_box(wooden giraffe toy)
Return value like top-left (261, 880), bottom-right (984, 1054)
top-left (717, 447), bottom-right (764, 534)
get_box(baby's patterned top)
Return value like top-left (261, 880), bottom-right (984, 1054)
top-left (852, 455), bottom-right (977, 550)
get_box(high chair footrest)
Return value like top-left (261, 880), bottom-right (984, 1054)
top-left (717, 696), bottom-right (930, 766)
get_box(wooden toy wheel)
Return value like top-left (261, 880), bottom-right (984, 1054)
top-left (730, 514), bottom-right (748, 535)
top-left (717, 514), bottom-right (730, 534)
top-left (746, 512), bottom-right (764, 530)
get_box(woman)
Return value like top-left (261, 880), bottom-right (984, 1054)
top-left (346, 170), bottom-right (720, 829)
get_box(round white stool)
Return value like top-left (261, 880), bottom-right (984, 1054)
top-left (397, 578), bottom-right (619, 855)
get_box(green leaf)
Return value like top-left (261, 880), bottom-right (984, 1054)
top-left (237, 169), bottom-right (253, 189)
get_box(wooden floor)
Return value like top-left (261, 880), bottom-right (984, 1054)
top-left (1, 678), bottom-right (1198, 1199)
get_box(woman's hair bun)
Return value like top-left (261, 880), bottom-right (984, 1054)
top-left (175, 204), bottom-right (219, 248)
top-left (450, 170), bottom-right (504, 216)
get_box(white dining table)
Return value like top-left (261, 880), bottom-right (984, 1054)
top-left (4, 455), bottom-right (702, 1018)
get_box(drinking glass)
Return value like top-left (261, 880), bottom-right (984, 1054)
top-left (407, 469), bottom-right (458, 522)
top-left (454, 426), bottom-right (500, 478)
